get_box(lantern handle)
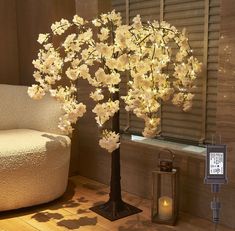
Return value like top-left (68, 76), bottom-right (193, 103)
top-left (158, 148), bottom-right (175, 161)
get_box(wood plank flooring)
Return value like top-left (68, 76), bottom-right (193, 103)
top-left (0, 175), bottom-right (233, 231)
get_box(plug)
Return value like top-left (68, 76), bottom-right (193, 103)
top-left (211, 200), bottom-right (221, 224)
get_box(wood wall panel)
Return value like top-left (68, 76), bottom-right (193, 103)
top-left (76, 0), bottom-right (98, 19)
top-left (0, 0), bottom-right (19, 84)
top-left (215, 0), bottom-right (235, 228)
top-left (16, 0), bottom-right (76, 86)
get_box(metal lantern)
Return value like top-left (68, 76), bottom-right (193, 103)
top-left (151, 149), bottom-right (179, 225)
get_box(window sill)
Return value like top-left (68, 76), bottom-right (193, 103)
top-left (121, 134), bottom-right (206, 160)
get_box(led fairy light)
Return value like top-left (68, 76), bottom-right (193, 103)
top-left (28, 10), bottom-right (201, 152)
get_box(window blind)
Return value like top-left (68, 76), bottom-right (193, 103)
top-left (161, 0), bottom-right (206, 142)
top-left (112, 0), bottom-right (220, 144)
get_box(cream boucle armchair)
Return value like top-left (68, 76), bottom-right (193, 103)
top-left (0, 84), bottom-right (71, 211)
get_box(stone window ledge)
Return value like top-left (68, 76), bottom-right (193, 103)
top-left (121, 134), bottom-right (206, 160)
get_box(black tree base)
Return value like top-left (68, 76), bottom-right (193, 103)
top-left (90, 199), bottom-right (142, 221)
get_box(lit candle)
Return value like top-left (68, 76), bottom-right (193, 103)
top-left (158, 196), bottom-right (173, 220)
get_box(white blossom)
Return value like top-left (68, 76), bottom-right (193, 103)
top-left (27, 85), bottom-right (45, 100)
top-left (51, 19), bottom-right (71, 35)
top-left (37, 33), bottom-right (49, 44)
top-left (73, 15), bottom-right (85, 25)
top-left (92, 100), bottom-right (119, 126)
top-left (99, 130), bottom-right (120, 153)
top-left (90, 89), bottom-right (104, 101)
top-left (98, 28), bottom-right (110, 41)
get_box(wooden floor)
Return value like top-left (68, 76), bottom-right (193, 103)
top-left (0, 175), bottom-right (233, 231)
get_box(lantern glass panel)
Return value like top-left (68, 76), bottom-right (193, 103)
top-left (152, 168), bottom-right (178, 225)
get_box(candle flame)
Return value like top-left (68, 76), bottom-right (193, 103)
top-left (163, 200), bottom-right (169, 206)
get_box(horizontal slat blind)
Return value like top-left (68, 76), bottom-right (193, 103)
top-left (161, 0), bottom-right (205, 142)
top-left (129, 0), bottom-right (160, 22)
top-left (113, 0), bottom-right (161, 134)
top-left (112, 0), bottom-right (220, 144)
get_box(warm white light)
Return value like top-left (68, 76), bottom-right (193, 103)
top-left (158, 196), bottom-right (173, 220)
top-left (163, 200), bottom-right (169, 206)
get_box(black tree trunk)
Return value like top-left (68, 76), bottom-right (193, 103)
top-left (90, 91), bottom-right (142, 221)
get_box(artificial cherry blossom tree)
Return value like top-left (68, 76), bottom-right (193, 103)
top-left (28, 10), bottom-right (201, 220)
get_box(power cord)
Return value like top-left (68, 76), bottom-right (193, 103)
top-left (211, 184), bottom-right (220, 231)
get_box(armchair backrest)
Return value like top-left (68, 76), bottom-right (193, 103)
top-left (0, 84), bottom-right (64, 135)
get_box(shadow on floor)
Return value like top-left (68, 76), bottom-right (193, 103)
top-left (0, 179), bottom-right (101, 230)
top-left (57, 216), bottom-right (97, 229)
top-left (0, 179), bottom-right (156, 231)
